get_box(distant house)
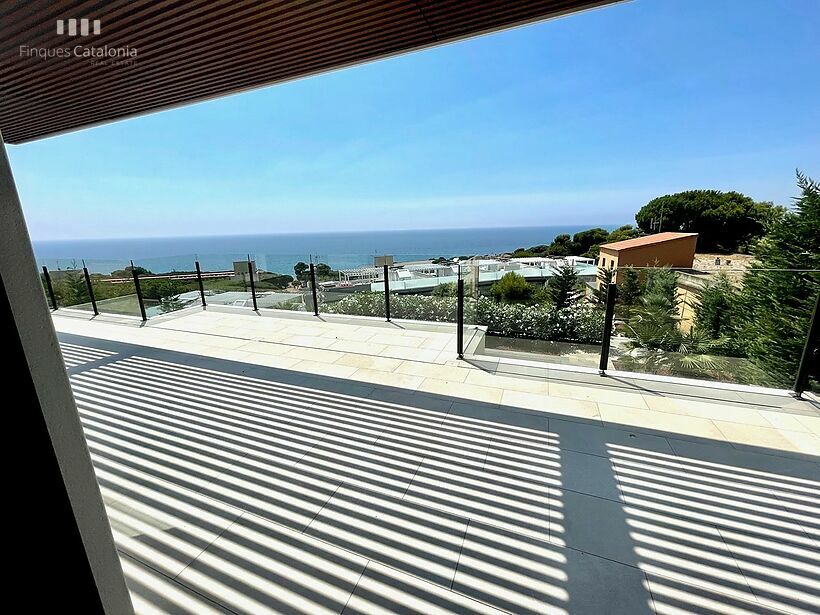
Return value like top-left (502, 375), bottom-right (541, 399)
top-left (597, 232), bottom-right (698, 283)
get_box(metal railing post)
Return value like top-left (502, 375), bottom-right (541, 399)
top-left (82, 265), bottom-right (98, 315)
top-left (456, 277), bottom-right (465, 359)
top-left (131, 262), bottom-right (147, 321)
top-left (42, 266), bottom-right (57, 310)
top-left (793, 292), bottom-right (820, 397)
top-left (247, 260), bottom-right (258, 311)
top-left (383, 264), bottom-right (391, 322)
top-left (195, 261), bottom-right (206, 307)
top-left (309, 263), bottom-right (319, 316)
top-left (598, 282), bottom-right (617, 374)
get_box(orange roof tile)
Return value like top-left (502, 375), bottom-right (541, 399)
top-left (599, 232), bottom-right (698, 251)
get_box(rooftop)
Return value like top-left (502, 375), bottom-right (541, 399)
top-left (54, 308), bottom-right (819, 614)
top-left (600, 232), bottom-right (699, 251)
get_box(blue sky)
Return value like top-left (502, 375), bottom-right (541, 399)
top-left (8, 0), bottom-right (820, 241)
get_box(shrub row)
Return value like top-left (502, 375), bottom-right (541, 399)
top-left (322, 293), bottom-right (604, 344)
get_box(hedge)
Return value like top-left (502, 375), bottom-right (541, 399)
top-left (322, 293), bottom-right (604, 344)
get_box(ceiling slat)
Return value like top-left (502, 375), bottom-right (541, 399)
top-left (1, 0), bottom-right (620, 144)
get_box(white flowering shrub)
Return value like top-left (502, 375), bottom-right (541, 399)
top-left (323, 293), bottom-right (604, 343)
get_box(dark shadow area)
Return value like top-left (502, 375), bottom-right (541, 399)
top-left (59, 332), bottom-right (819, 614)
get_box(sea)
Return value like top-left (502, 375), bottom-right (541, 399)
top-left (32, 225), bottom-right (618, 275)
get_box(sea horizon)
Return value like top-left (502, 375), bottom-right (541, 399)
top-left (32, 224), bottom-right (622, 275)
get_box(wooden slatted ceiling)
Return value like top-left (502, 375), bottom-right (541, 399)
top-left (1, 0), bottom-right (620, 144)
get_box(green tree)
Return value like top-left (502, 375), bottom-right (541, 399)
top-left (694, 274), bottom-right (737, 340)
top-left (624, 268), bottom-right (680, 350)
top-left (606, 225), bottom-right (644, 244)
top-left (545, 234), bottom-right (573, 257)
top-left (490, 272), bottom-right (534, 303)
top-left (432, 282), bottom-right (458, 297)
top-left (591, 267), bottom-right (615, 305)
top-left (546, 266), bottom-right (582, 309)
top-left (53, 270), bottom-right (90, 307)
top-left (635, 190), bottom-right (780, 252)
top-left (617, 267), bottom-right (643, 317)
top-left (572, 228), bottom-right (610, 257)
top-left (733, 171), bottom-right (820, 386)
top-left (293, 262), bottom-right (309, 281)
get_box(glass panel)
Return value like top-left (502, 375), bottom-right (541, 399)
top-left (255, 255), bottom-right (312, 312)
top-left (133, 258), bottom-right (202, 317)
top-left (611, 266), bottom-right (820, 389)
top-left (465, 259), bottom-right (605, 368)
top-left (389, 262), bottom-right (459, 325)
top-left (197, 258), bottom-right (257, 310)
top-left (84, 260), bottom-right (144, 318)
top-left (47, 266), bottom-right (93, 311)
top-left (320, 264), bottom-right (385, 318)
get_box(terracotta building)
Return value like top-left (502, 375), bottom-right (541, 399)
top-left (597, 232), bottom-right (698, 282)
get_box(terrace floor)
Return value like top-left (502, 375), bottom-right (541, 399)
top-left (54, 309), bottom-right (819, 614)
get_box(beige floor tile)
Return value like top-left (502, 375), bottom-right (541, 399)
top-left (235, 340), bottom-right (291, 356)
top-left (320, 326), bottom-right (377, 342)
top-left (348, 368), bottom-right (424, 390)
top-left (288, 360), bottom-right (357, 378)
top-left (306, 485), bottom-right (467, 586)
top-left (796, 414), bottom-right (820, 436)
top-left (501, 390), bottom-right (599, 419)
top-left (326, 339), bottom-right (388, 355)
top-left (598, 404), bottom-right (728, 443)
top-left (550, 382), bottom-right (646, 408)
top-left (454, 522), bottom-right (654, 615)
top-left (334, 353), bottom-right (402, 372)
top-left (176, 512), bottom-right (367, 615)
top-left (343, 560), bottom-right (505, 615)
top-left (369, 333), bottom-right (424, 348)
top-left (283, 346), bottom-right (345, 363)
top-left (713, 421), bottom-right (820, 457)
top-left (242, 352), bottom-right (302, 369)
top-left (759, 409), bottom-right (814, 432)
top-left (466, 370), bottom-right (548, 394)
top-left (418, 377), bottom-right (503, 404)
top-left (379, 345), bottom-right (450, 363)
top-left (279, 334), bottom-right (337, 349)
top-left (644, 396), bottom-right (770, 426)
top-left (395, 360), bottom-right (469, 382)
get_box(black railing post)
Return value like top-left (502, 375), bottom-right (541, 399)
top-left (82, 266), bottom-right (98, 315)
top-left (383, 264), bottom-right (391, 322)
top-left (309, 263), bottom-right (319, 316)
top-left (598, 282), bottom-right (617, 374)
top-left (793, 292), bottom-right (820, 398)
top-left (131, 262), bottom-right (147, 321)
top-left (195, 261), bottom-right (206, 307)
top-left (456, 277), bottom-right (465, 359)
top-left (42, 266), bottom-right (57, 311)
top-left (247, 260), bottom-right (258, 311)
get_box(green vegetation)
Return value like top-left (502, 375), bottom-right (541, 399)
top-left (512, 224), bottom-right (643, 259)
top-left (614, 172), bottom-right (819, 387)
top-left (294, 261), bottom-right (338, 282)
top-left (731, 171), bottom-right (820, 385)
top-left (617, 267), bottom-right (642, 317)
top-left (544, 265), bottom-right (583, 309)
top-left (490, 272), bottom-right (534, 303)
top-left (323, 293), bottom-right (605, 344)
top-left (431, 282), bottom-right (458, 297)
top-left (635, 190), bottom-right (782, 253)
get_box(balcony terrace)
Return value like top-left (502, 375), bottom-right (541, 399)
top-left (54, 307), bottom-right (819, 614)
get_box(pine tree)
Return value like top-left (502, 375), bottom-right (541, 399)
top-left (592, 267), bottom-right (615, 305)
top-left (618, 267), bottom-right (642, 317)
top-left (546, 265), bottom-right (582, 309)
top-left (735, 171), bottom-right (820, 386)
